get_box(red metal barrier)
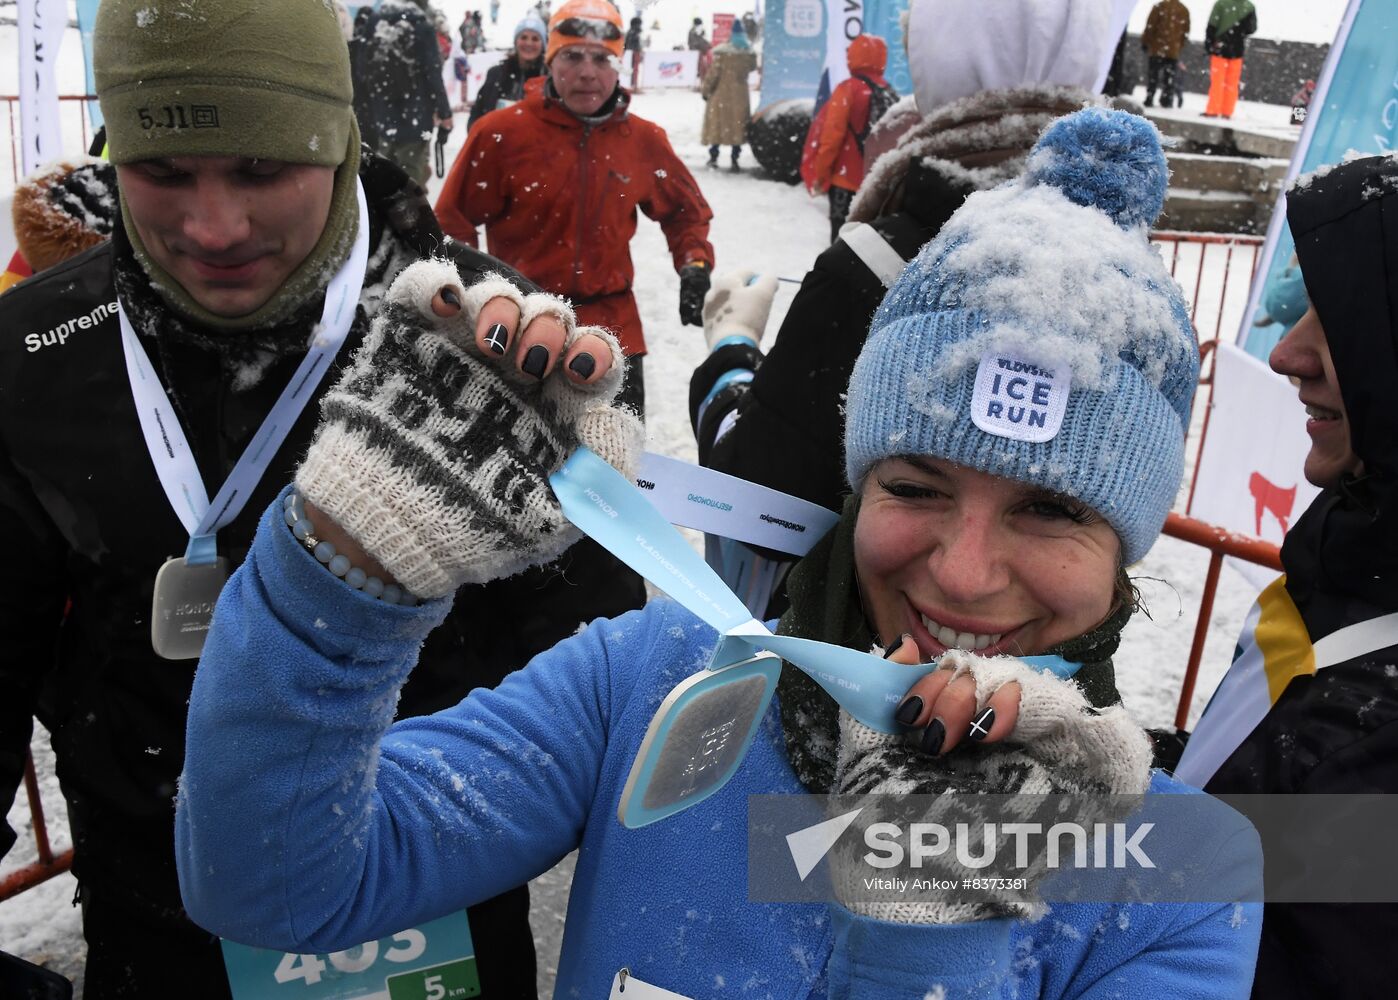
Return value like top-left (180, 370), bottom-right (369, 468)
top-left (1150, 231), bottom-right (1264, 344)
top-left (0, 752), bottom-right (73, 902)
top-left (1161, 512), bottom-right (1282, 732)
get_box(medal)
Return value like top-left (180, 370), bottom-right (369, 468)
top-left (151, 556), bottom-right (231, 660)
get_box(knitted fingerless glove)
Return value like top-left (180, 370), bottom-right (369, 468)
top-left (296, 259), bottom-right (643, 599)
top-left (832, 650), bottom-right (1153, 924)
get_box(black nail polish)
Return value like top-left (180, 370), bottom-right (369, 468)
top-left (522, 344), bottom-right (548, 378)
top-left (485, 323), bottom-right (509, 355)
top-left (968, 707), bottom-right (995, 741)
top-left (568, 352), bottom-right (597, 379)
top-left (895, 696), bottom-right (923, 726)
top-left (440, 286), bottom-right (461, 307)
top-left (883, 633), bottom-right (912, 659)
top-left (919, 718), bottom-right (946, 756)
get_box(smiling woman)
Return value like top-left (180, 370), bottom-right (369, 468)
top-left (855, 456), bottom-right (1120, 660)
top-left (177, 109), bottom-right (1262, 999)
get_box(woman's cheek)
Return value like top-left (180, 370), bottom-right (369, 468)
top-left (1026, 541), bottom-right (1117, 639)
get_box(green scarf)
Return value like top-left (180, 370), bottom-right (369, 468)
top-left (775, 495), bottom-right (1130, 793)
top-left (1208, 0), bottom-right (1255, 37)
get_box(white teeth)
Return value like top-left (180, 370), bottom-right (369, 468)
top-left (919, 613), bottom-right (1004, 652)
top-left (1305, 405), bottom-right (1338, 421)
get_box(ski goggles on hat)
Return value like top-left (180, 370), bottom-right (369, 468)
top-left (554, 16), bottom-right (624, 42)
top-left (555, 47), bottom-right (622, 71)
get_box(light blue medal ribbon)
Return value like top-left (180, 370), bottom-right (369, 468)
top-left (552, 448), bottom-right (1081, 735)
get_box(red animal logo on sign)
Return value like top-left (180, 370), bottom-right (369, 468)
top-left (1248, 472), bottom-right (1296, 537)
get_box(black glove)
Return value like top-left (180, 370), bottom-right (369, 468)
top-left (678, 263), bottom-right (710, 327)
top-left (434, 124), bottom-right (452, 178)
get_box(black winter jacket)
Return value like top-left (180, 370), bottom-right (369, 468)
top-left (0, 152), bottom-right (641, 996)
top-left (468, 55), bottom-right (545, 132)
top-left (351, 0), bottom-right (452, 148)
top-left (1206, 154), bottom-right (1398, 1000)
top-left (1205, 8), bottom-right (1257, 60)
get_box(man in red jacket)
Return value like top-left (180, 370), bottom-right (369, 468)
top-left (436, 0), bottom-right (715, 416)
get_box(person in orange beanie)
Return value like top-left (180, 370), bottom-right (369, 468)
top-left (436, 0), bottom-right (714, 417)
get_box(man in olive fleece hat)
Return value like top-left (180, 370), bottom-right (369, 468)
top-left (0, 1), bottom-right (643, 996)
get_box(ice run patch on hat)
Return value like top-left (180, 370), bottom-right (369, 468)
top-left (970, 351), bottom-right (1072, 443)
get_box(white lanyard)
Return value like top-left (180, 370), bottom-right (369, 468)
top-left (634, 451), bottom-right (840, 557)
top-left (118, 178), bottom-right (370, 565)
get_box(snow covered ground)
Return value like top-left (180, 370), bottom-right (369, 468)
top-left (0, 2), bottom-right (1317, 994)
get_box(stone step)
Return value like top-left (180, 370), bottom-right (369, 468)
top-left (1159, 188), bottom-right (1264, 235)
top-left (1147, 112), bottom-right (1297, 160)
top-left (1167, 152), bottom-right (1288, 198)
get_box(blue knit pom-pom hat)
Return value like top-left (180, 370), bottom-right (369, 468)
top-left (844, 107), bottom-right (1199, 565)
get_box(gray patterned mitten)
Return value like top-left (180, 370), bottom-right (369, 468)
top-left (295, 259), bottom-right (643, 599)
top-left (832, 649), bottom-right (1153, 924)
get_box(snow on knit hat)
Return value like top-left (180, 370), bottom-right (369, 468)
top-left (546, 0), bottom-right (625, 64)
top-left (94, 0), bottom-right (354, 168)
top-left (844, 108), bottom-right (1199, 565)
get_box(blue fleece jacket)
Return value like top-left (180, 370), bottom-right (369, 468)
top-left (177, 492), bottom-right (1262, 999)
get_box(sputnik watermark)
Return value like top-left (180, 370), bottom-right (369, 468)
top-left (862, 821), bottom-right (1155, 870)
top-left (786, 810), bottom-right (1154, 881)
top-left (751, 793), bottom-right (1266, 906)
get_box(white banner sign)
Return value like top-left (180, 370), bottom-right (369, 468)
top-left (1189, 342), bottom-right (1320, 549)
top-left (636, 49), bottom-right (699, 89)
top-left (823, 0), bottom-right (859, 91)
top-left (465, 51), bottom-right (507, 104)
top-left (18, 0), bottom-right (67, 176)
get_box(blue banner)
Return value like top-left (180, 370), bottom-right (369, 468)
top-left (1240, 0), bottom-right (1398, 359)
top-left (759, 0), bottom-right (909, 111)
top-left (75, 0), bottom-right (102, 129)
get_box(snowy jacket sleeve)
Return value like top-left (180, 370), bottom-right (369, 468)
top-left (1142, 5), bottom-right (1162, 51)
top-left (813, 83), bottom-right (856, 189)
top-left (176, 489), bottom-right (640, 952)
top-left (701, 60), bottom-right (721, 100)
top-left (638, 128), bottom-right (715, 274)
top-left (435, 125), bottom-right (504, 246)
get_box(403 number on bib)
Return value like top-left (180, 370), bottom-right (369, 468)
top-left (221, 910), bottom-right (479, 1000)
